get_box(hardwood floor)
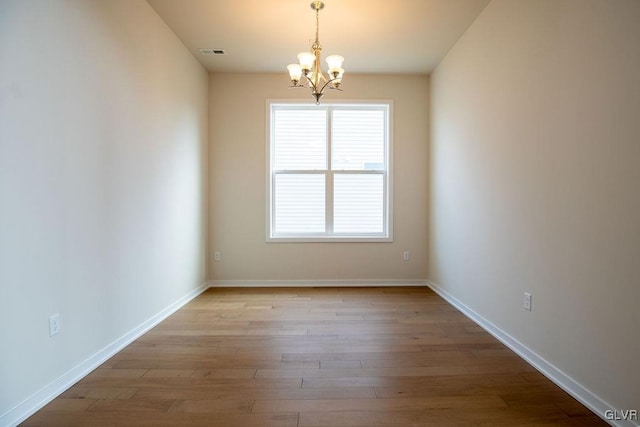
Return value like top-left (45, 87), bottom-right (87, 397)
top-left (23, 287), bottom-right (606, 426)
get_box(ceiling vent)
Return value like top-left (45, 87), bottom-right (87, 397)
top-left (199, 48), bottom-right (226, 56)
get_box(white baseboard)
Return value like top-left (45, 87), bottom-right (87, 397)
top-left (6, 280), bottom-right (628, 427)
top-left (427, 280), bottom-right (634, 427)
top-left (0, 282), bottom-right (209, 427)
top-left (209, 279), bottom-right (429, 288)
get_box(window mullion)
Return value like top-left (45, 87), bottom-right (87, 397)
top-left (326, 171), bottom-right (333, 234)
top-left (326, 107), bottom-right (333, 234)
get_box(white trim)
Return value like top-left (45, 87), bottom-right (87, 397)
top-left (372, 100), bottom-right (392, 242)
top-left (209, 279), bottom-right (428, 288)
top-left (265, 100), bottom-right (393, 242)
top-left (5, 280), bottom-right (626, 426)
top-left (426, 280), bottom-right (633, 427)
top-left (0, 282), bottom-right (209, 427)
top-left (265, 236), bottom-right (393, 243)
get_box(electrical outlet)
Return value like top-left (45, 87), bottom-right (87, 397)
top-left (403, 251), bottom-right (410, 261)
top-left (214, 251), bottom-right (221, 261)
top-left (523, 292), bottom-right (532, 311)
top-left (49, 313), bottom-right (60, 337)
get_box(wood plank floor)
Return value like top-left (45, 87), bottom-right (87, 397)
top-left (23, 287), bottom-right (606, 426)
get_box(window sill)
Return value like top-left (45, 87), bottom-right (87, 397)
top-left (266, 236), bottom-right (393, 243)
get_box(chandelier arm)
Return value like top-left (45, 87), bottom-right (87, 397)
top-left (301, 74), bottom-right (319, 93)
top-left (318, 77), bottom-right (341, 94)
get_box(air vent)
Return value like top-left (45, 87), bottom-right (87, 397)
top-left (199, 48), bottom-right (226, 56)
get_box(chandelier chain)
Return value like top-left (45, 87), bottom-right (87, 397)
top-left (315, 6), bottom-right (320, 45)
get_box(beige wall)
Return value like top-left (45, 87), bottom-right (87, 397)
top-left (209, 73), bottom-right (429, 281)
top-left (0, 0), bottom-right (208, 420)
top-left (431, 0), bottom-right (640, 412)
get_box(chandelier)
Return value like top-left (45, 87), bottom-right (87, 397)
top-left (287, 1), bottom-right (344, 104)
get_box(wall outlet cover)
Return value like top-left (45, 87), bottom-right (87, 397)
top-left (49, 314), bottom-right (61, 337)
top-left (523, 292), bottom-right (532, 311)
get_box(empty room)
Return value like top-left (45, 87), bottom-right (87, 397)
top-left (1, 0), bottom-right (638, 426)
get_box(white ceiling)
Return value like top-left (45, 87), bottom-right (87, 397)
top-left (147, 0), bottom-right (489, 74)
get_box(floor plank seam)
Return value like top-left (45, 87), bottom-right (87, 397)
top-left (20, 287), bottom-right (607, 426)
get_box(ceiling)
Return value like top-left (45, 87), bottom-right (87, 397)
top-left (147, 0), bottom-right (490, 74)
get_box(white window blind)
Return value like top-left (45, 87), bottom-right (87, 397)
top-left (274, 109), bottom-right (326, 170)
top-left (268, 102), bottom-right (392, 242)
top-left (332, 110), bottom-right (385, 171)
top-left (274, 174), bottom-right (325, 234)
top-left (334, 174), bottom-right (384, 233)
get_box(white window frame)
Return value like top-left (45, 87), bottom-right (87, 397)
top-left (266, 100), bottom-right (393, 242)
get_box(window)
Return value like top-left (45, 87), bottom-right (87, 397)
top-left (267, 101), bottom-right (392, 242)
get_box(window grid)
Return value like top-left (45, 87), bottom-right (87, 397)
top-left (268, 102), bottom-right (392, 242)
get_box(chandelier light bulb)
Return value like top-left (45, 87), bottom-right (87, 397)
top-left (287, 64), bottom-right (303, 84)
top-left (297, 52), bottom-right (315, 73)
top-left (326, 55), bottom-right (344, 73)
